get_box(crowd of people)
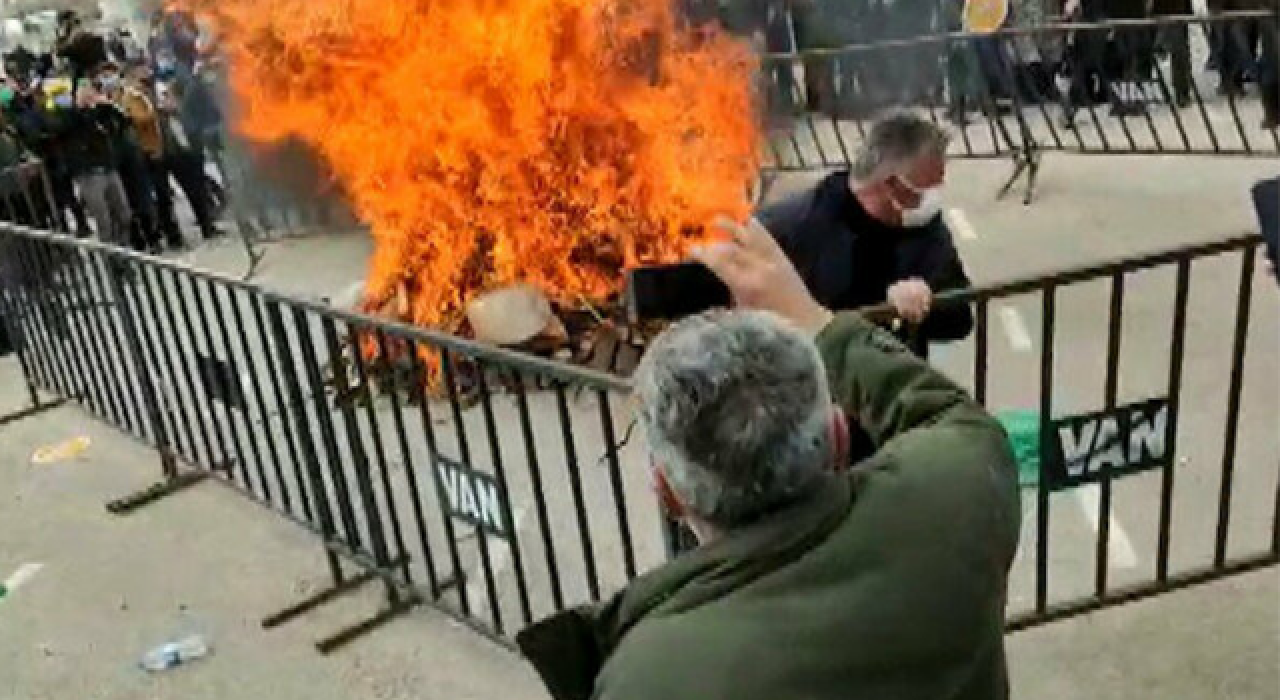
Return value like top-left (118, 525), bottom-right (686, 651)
top-left (703, 0), bottom-right (1279, 129)
top-left (0, 9), bottom-right (227, 253)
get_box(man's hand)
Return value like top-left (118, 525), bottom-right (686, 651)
top-left (694, 216), bottom-right (834, 335)
top-left (887, 278), bottom-right (933, 325)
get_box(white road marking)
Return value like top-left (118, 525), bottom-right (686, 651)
top-left (2, 562), bottom-right (45, 595)
top-left (1074, 484), bottom-right (1140, 569)
top-left (467, 509), bottom-right (526, 613)
top-left (998, 305), bottom-right (1034, 352)
top-left (946, 208), bottom-right (979, 241)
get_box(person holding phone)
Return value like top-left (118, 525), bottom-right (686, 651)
top-left (519, 217), bottom-right (1019, 700)
top-left (759, 112), bottom-right (973, 358)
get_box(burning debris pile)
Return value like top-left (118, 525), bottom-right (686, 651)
top-left (188, 0), bottom-right (761, 365)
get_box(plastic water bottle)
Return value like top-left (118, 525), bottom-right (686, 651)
top-left (139, 635), bottom-right (210, 672)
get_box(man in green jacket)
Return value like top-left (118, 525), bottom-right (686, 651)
top-left (518, 217), bottom-right (1021, 700)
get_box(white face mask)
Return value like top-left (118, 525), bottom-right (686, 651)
top-left (896, 178), bottom-right (944, 228)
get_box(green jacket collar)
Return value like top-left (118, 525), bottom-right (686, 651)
top-left (517, 472), bottom-right (857, 700)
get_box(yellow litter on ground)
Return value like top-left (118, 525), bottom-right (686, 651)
top-left (31, 436), bottom-right (92, 465)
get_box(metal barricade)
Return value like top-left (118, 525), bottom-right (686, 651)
top-left (762, 12), bottom-right (1280, 202)
top-left (0, 172), bottom-right (1274, 648)
top-left (660, 234), bottom-right (1278, 633)
top-left (0, 220), bottom-right (656, 652)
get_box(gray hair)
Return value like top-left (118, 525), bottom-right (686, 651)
top-left (850, 111), bottom-right (951, 186)
top-left (633, 310), bottom-right (832, 529)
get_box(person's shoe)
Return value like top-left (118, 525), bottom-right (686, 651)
top-left (1174, 94), bottom-right (1191, 109)
top-left (201, 225), bottom-right (227, 240)
top-left (1262, 114), bottom-right (1279, 130)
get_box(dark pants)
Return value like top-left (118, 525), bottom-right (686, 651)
top-left (1158, 22), bottom-right (1193, 103)
top-left (117, 151), bottom-right (158, 249)
top-left (50, 168), bottom-right (90, 233)
top-left (147, 156), bottom-right (184, 244)
top-left (1260, 17), bottom-right (1279, 123)
top-left (163, 149), bottom-right (217, 238)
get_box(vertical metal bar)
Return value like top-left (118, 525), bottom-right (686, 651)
top-left (597, 389), bottom-right (637, 580)
top-left (378, 330), bottom-right (442, 597)
top-left (1008, 34), bottom-right (1064, 150)
top-left (136, 264), bottom-right (199, 463)
top-left (346, 324), bottom-right (413, 588)
top-left (186, 275), bottom-right (251, 486)
top-left (1156, 259), bottom-right (1191, 582)
top-left (84, 251), bottom-right (148, 441)
top-left (169, 268), bottom-right (228, 469)
top-left (322, 318), bottom-right (393, 569)
top-left (803, 113), bottom-right (830, 168)
top-left (1187, 18), bottom-right (1220, 153)
top-left (1103, 33), bottom-right (1139, 153)
top-left (476, 362), bottom-right (533, 626)
top-left (1213, 249), bottom-right (1255, 567)
top-left (228, 287), bottom-right (292, 513)
top-left (265, 301), bottom-right (343, 583)
top-left (0, 280), bottom-right (45, 406)
top-left (37, 241), bottom-right (97, 409)
top-left (1036, 285), bottom-right (1056, 614)
top-left (1095, 272), bottom-right (1125, 596)
top-left (108, 254), bottom-right (178, 475)
top-left (555, 383), bottom-right (601, 601)
top-left (31, 240), bottom-right (109, 420)
top-left (3, 240), bottom-right (64, 397)
top-left (828, 100), bottom-right (852, 166)
top-left (207, 279), bottom-right (271, 502)
top-left (441, 350), bottom-right (503, 633)
top-left (409, 347), bottom-right (469, 616)
top-left (63, 247), bottom-right (130, 430)
top-left (1, 236), bottom-right (61, 396)
top-left (251, 295), bottom-right (312, 521)
top-left (146, 266), bottom-right (209, 466)
top-left (1146, 39), bottom-right (1192, 151)
top-left (292, 308), bottom-right (364, 550)
top-left (974, 298), bottom-right (989, 406)
top-left (1078, 27), bottom-right (1113, 153)
top-left (1220, 16), bottom-right (1253, 154)
top-left (512, 369), bottom-right (564, 611)
top-left (123, 259), bottom-right (188, 465)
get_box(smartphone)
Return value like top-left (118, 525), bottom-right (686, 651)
top-left (1251, 177), bottom-right (1278, 275)
top-left (626, 262), bottom-right (731, 322)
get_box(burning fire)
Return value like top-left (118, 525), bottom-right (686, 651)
top-left (185, 0), bottom-right (760, 332)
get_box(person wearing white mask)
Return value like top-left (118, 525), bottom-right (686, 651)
top-left (759, 111), bottom-right (973, 360)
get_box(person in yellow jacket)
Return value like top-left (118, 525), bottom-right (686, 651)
top-left (103, 61), bottom-right (185, 249)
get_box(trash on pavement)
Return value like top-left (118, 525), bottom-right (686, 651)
top-left (0, 562), bottom-right (45, 601)
top-left (139, 634), bottom-right (211, 672)
top-left (30, 436), bottom-right (91, 465)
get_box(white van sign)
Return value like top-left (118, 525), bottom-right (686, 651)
top-left (1044, 398), bottom-right (1171, 490)
top-left (432, 455), bottom-right (510, 538)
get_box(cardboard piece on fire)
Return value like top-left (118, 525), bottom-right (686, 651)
top-left (466, 285), bottom-right (567, 347)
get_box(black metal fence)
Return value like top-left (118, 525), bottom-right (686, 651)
top-left (761, 12), bottom-right (1280, 201)
top-left (0, 220), bottom-right (658, 651)
top-left (0, 210), bottom-right (1275, 649)
top-left (661, 233), bottom-right (1279, 631)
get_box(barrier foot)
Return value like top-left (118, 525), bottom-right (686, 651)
top-left (0, 397), bottom-right (65, 427)
top-left (261, 567), bottom-right (382, 629)
top-left (997, 146), bottom-right (1041, 206)
top-left (314, 596), bottom-right (420, 655)
top-left (105, 470), bottom-right (208, 515)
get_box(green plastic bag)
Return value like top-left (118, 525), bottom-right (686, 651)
top-left (996, 410), bottom-right (1042, 489)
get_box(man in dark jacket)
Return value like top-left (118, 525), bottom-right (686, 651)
top-left (759, 112), bottom-right (973, 358)
top-left (518, 216), bottom-right (1020, 700)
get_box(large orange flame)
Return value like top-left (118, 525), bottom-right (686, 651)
top-left (186, 0), bottom-right (760, 331)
